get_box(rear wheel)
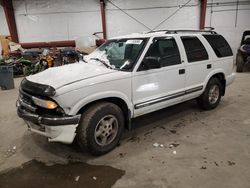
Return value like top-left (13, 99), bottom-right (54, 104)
top-left (197, 77), bottom-right (222, 110)
top-left (76, 102), bottom-right (124, 155)
top-left (236, 53), bottom-right (244, 72)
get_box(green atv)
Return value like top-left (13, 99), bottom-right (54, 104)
top-left (236, 30), bottom-right (250, 72)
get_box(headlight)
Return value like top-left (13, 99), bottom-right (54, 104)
top-left (32, 96), bottom-right (58, 109)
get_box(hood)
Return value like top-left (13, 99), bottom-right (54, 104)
top-left (26, 62), bottom-right (116, 89)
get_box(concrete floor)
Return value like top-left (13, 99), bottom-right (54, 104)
top-left (0, 73), bottom-right (250, 188)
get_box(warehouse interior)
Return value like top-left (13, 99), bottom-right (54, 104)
top-left (0, 0), bottom-right (250, 188)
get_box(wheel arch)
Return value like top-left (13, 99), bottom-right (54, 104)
top-left (71, 93), bottom-right (133, 130)
top-left (206, 71), bottom-right (226, 96)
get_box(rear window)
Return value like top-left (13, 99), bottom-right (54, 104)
top-left (181, 36), bottom-right (208, 62)
top-left (203, 35), bottom-right (233, 58)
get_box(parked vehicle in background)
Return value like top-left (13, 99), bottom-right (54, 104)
top-left (17, 29), bottom-right (235, 155)
top-left (236, 30), bottom-right (250, 72)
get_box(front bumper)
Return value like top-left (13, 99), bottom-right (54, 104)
top-left (226, 73), bottom-right (236, 86)
top-left (17, 106), bottom-right (81, 126)
top-left (25, 121), bottom-right (78, 144)
top-left (17, 100), bottom-right (81, 144)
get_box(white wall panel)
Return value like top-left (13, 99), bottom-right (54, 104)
top-left (0, 6), bottom-right (9, 35)
top-left (13, 0), bottom-right (102, 42)
top-left (5, 0), bottom-right (249, 54)
top-left (106, 0), bottom-right (200, 38)
top-left (12, 0), bottom-right (200, 42)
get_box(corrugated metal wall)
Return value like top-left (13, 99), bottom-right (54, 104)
top-left (0, 0), bottom-right (249, 54)
top-left (1, 0), bottom-right (200, 42)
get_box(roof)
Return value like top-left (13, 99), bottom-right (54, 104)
top-left (111, 29), bottom-right (217, 39)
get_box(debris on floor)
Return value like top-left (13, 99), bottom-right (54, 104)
top-left (128, 136), bottom-right (140, 143)
top-left (144, 131), bottom-right (153, 137)
top-left (93, 176), bottom-right (97, 180)
top-left (173, 150), bottom-right (177, 155)
top-left (153, 143), bottom-right (165, 148)
top-left (214, 161), bottom-right (219, 166)
top-left (200, 166), bottom-right (207, 170)
top-left (227, 161), bottom-right (236, 166)
top-left (169, 130), bottom-right (177, 134)
top-left (119, 153), bottom-right (126, 158)
top-left (169, 143), bottom-right (180, 148)
top-left (5, 145), bottom-right (17, 157)
top-left (153, 143), bottom-right (159, 147)
top-left (75, 176), bottom-right (80, 182)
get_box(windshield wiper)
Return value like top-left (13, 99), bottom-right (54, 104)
top-left (90, 58), bottom-right (114, 69)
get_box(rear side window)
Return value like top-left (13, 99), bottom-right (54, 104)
top-left (181, 36), bottom-right (208, 62)
top-left (203, 34), bottom-right (233, 57)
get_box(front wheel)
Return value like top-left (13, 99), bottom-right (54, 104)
top-left (197, 77), bottom-right (222, 110)
top-left (76, 102), bottom-right (124, 155)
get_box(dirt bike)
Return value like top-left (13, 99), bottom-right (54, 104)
top-left (1, 57), bottom-right (31, 76)
top-left (22, 48), bottom-right (54, 76)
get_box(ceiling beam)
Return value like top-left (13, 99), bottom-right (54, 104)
top-left (20, 40), bottom-right (76, 49)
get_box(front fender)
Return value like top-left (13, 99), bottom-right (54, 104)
top-left (69, 91), bottom-right (133, 116)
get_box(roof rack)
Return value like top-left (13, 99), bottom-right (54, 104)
top-left (148, 28), bottom-right (217, 34)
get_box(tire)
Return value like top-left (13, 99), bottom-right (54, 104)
top-left (76, 102), bottom-right (124, 155)
top-left (236, 53), bottom-right (244, 72)
top-left (197, 77), bottom-right (223, 110)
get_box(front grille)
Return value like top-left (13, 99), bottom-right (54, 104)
top-left (19, 88), bottom-right (37, 112)
top-left (20, 89), bottom-right (32, 102)
top-left (19, 87), bottom-right (65, 117)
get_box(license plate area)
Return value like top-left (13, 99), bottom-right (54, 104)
top-left (26, 121), bottom-right (45, 132)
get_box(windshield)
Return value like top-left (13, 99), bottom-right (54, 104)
top-left (85, 38), bottom-right (148, 71)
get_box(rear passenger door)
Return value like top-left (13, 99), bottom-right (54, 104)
top-left (180, 36), bottom-right (211, 100)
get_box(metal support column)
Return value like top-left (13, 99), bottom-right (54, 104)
top-left (200, 0), bottom-right (207, 30)
top-left (2, 0), bottom-right (19, 42)
top-left (100, 0), bottom-right (107, 39)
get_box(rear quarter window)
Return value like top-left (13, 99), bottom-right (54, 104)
top-left (181, 36), bottom-right (209, 63)
top-left (203, 34), bottom-right (233, 58)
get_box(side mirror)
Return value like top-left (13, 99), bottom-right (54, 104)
top-left (142, 56), bottom-right (161, 70)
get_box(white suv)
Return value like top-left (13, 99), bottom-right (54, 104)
top-left (17, 30), bottom-right (235, 155)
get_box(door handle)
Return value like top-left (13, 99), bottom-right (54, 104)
top-left (207, 64), bottom-right (212, 69)
top-left (179, 69), bottom-right (185, 74)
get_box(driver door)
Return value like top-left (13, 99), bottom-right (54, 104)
top-left (132, 37), bottom-right (186, 117)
